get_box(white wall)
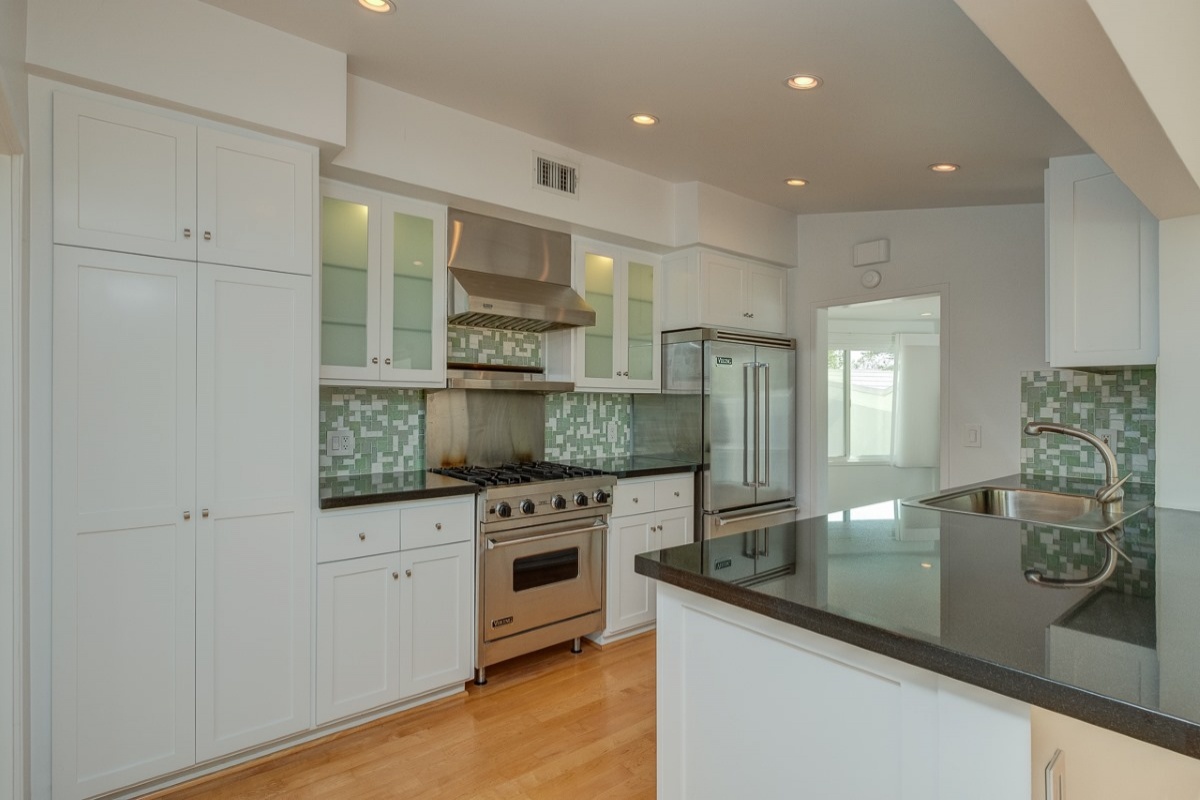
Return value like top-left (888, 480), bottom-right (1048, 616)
top-left (0, 153), bottom-right (17, 800)
top-left (794, 204), bottom-right (1046, 514)
top-left (674, 181), bottom-right (798, 267)
top-left (1155, 215), bottom-right (1200, 512)
top-left (0, 0), bottom-right (27, 153)
top-left (25, 0), bottom-right (347, 145)
top-left (333, 75), bottom-right (677, 249)
top-left (827, 464), bottom-right (938, 513)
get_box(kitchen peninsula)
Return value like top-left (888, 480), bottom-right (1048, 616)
top-left (638, 475), bottom-right (1200, 799)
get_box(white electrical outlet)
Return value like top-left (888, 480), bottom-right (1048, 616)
top-left (327, 429), bottom-right (355, 456)
top-left (606, 421), bottom-right (619, 444)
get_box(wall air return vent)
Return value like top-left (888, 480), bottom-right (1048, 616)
top-left (533, 153), bottom-right (579, 198)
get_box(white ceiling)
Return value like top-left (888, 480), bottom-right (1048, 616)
top-left (200, 0), bottom-right (1089, 215)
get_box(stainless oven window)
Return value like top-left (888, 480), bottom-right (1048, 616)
top-left (513, 547), bottom-right (579, 592)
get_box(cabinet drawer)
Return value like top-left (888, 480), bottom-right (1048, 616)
top-left (614, 480), bottom-right (655, 518)
top-left (401, 499), bottom-right (473, 550)
top-left (317, 508), bottom-right (401, 563)
top-left (655, 476), bottom-right (694, 510)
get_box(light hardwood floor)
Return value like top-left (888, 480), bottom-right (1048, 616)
top-left (146, 634), bottom-right (657, 799)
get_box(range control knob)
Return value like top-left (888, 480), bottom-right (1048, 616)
top-left (551, 494), bottom-right (567, 510)
top-left (519, 499), bottom-right (536, 515)
top-left (593, 489), bottom-right (611, 504)
top-left (573, 492), bottom-right (589, 507)
top-left (495, 501), bottom-right (512, 518)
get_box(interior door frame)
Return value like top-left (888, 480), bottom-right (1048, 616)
top-left (0, 148), bottom-right (25, 800)
top-left (805, 284), bottom-right (949, 517)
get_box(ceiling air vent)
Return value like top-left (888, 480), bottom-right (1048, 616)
top-left (534, 154), bottom-right (579, 197)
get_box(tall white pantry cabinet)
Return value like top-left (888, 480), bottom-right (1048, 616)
top-left (50, 91), bottom-right (316, 800)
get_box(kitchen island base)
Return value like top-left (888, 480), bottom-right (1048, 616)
top-left (656, 583), bottom-right (1031, 800)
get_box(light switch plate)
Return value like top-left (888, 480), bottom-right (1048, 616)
top-left (963, 423), bottom-right (982, 448)
top-left (327, 429), bottom-right (355, 456)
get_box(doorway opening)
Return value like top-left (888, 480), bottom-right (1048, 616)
top-left (822, 293), bottom-right (941, 513)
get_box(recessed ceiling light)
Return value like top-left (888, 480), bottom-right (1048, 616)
top-left (920, 312), bottom-right (933, 317)
top-left (785, 74), bottom-right (823, 91)
top-left (784, 178), bottom-right (809, 187)
top-left (928, 163), bottom-right (960, 173)
top-left (921, 562), bottom-right (933, 569)
top-left (630, 114), bottom-right (659, 126)
top-left (357, 0), bottom-right (395, 13)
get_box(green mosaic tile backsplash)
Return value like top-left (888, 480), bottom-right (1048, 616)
top-left (1020, 368), bottom-right (1155, 484)
top-left (446, 325), bottom-right (541, 367)
top-left (545, 393), bottom-right (633, 461)
top-left (319, 387), bottom-right (425, 477)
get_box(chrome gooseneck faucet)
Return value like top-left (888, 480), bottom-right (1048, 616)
top-left (1023, 422), bottom-right (1130, 505)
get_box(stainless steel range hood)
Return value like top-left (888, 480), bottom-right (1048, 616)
top-left (447, 209), bottom-right (595, 332)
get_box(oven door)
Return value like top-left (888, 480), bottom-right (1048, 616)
top-left (482, 517), bottom-right (605, 642)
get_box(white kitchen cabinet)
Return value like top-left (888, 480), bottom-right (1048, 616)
top-left (51, 249), bottom-right (313, 796)
top-left (550, 238), bottom-right (660, 392)
top-left (656, 583), bottom-right (1031, 800)
top-left (51, 247), bottom-right (198, 800)
top-left (316, 553), bottom-right (403, 725)
top-left (660, 248), bottom-right (787, 335)
top-left (1045, 153), bottom-right (1158, 368)
top-left (194, 265), bottom-right (312, 761)
top-left (319, 180), bottom-right (447, 388)
top-left (591, 473), bottom-right (693, 644)
top-left (314, 496), bottom-right (474, 725)
top-left (398, 540), bottom-right (474, 698)
top-left (53, 92), bottom-right (314, 275)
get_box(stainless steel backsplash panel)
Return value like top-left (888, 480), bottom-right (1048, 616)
top-left (425, 389), bottom-right (546, 467)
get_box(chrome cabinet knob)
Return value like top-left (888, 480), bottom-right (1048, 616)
top-left (673, 491), bottom-right (680, 497)
top-left (359, 532), bottom-right (366, 541)
top-left (201, 508), bottom-right (209, 519)
top-left (405, 569), bottom-right (412, 578)
top-left (371, 357), bottom-right (379, 364)
top-left (392, 571), bottom-right (399, 580)
top-left (183, 511), bottom-right (191, 521)
top-left (203, 230), bottom-right (212, 241)
top-left (385, 358), bottom-right (392, 365)
top-left (183, 228), bottom-right (192, 239)
top-left (435, 522), bottom-right (442, 530)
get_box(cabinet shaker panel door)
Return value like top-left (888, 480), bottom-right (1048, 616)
top-left (54, 93), bottom-right (197, 260)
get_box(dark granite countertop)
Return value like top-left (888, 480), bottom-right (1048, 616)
top-left (636, 473), bottom-right (1200, 760)
top-left (319, 470), bottom-right (478, 509)
top-left (571, 455), bottom-right (699, 479)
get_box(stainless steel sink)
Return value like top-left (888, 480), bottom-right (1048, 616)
top-left (903, 485), bottom-right (1149, 532)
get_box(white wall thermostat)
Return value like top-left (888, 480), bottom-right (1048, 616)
top-left (861, 269), bottom-right (882, 289)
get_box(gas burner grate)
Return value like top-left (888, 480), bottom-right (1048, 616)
top-left (432, 461), bottom-right (604, 486)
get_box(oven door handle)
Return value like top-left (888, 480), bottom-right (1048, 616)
top-left (486, 520), bottom-right (606, 550)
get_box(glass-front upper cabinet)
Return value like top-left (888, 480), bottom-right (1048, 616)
top-left (573, 238), bottom-right (660, 392)
top-left (319, 181), bottom-right (446, 387)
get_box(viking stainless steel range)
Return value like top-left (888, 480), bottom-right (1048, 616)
top-left (425, 385), bottom-right (614, 685)
top-left (431, 461), bottom-right (614, 685)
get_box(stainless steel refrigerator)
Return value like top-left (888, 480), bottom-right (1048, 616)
top-left (633, 328), bottom-right (797, 539)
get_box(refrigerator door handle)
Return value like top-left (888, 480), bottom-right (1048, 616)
top-left (743, 363), bottom-right (754, 487)
top-left (761, 362), bottom-right (770, 487)
top-left (752, 361), bottom-right (762, 487)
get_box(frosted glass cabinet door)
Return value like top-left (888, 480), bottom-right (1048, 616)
top-left (380, 196), bottom-right (447, 387)
top-left (53, 92), bottom-right (198, 261)
top-left (320, 187), bottom-right (381, 382)
top-left (52, 247), bottom-right (198, 800)
top-left (625, 258), bottom-right (657, 385)
top-left (582, 249), bottom-right (618, 383)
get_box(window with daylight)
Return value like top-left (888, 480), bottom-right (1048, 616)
top-left (827, 345), bottom-right (896, 462)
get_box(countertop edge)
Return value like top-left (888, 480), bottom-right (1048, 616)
top-left (319, 482), bottom-right (479, 509)
top-left (636, 554), bottom-right (1200, 761)
top-left (607, 463), bottom-right (699, 479)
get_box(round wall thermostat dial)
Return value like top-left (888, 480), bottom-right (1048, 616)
top-left (861, 269), bottom-right (882, 289)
